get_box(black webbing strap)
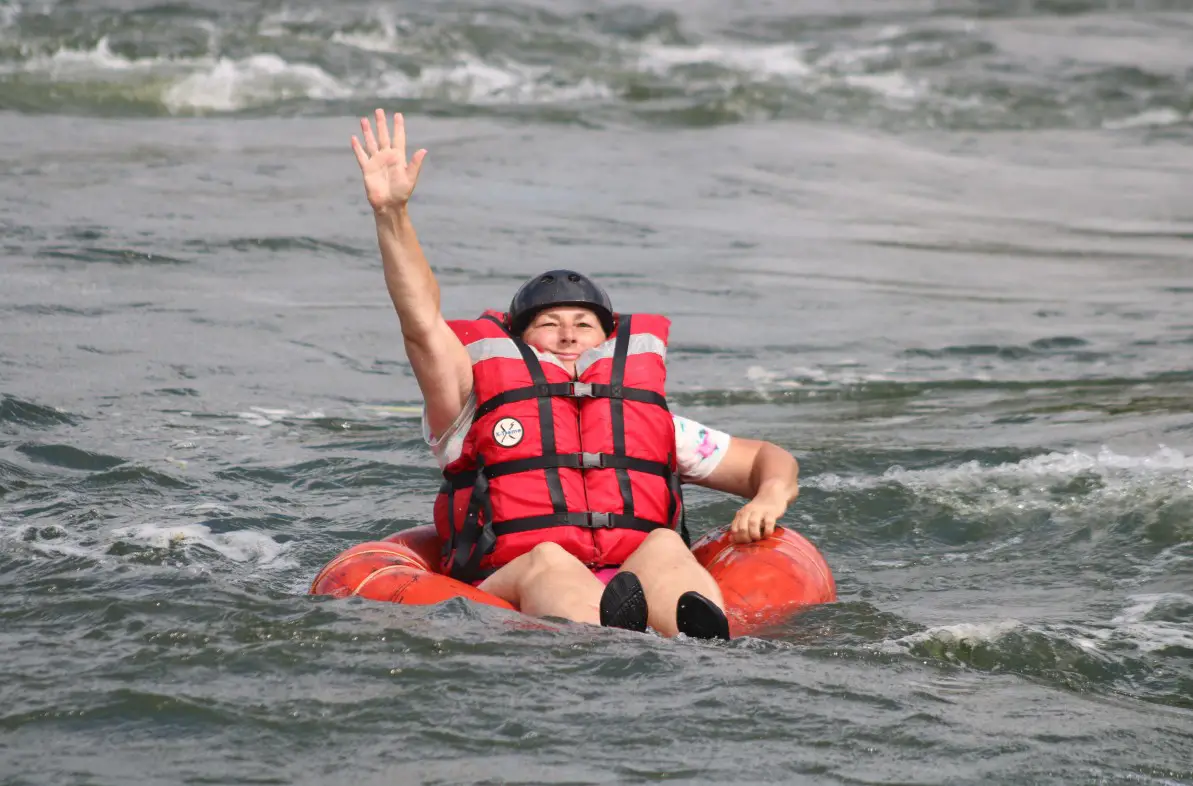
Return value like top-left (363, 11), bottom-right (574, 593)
top-left (479, 313), bottom-right (508, 331)
top-left (481, 452), bottom-right (672, 479)
top-left (438, 477), bottom-right (456, 564)
top-left (609, 315), bottom-right (636, 519)
top-left (473, 382), bottom-right (667, 422)
top-left (449, 459), bottom-right (497, 581)
top-left (668, 457), bottom-right (690, 547)
top-left (490, 512), bottom-right (662, 537)
top-left (506, 337), bottom-right (569, 518)
top-left (441, 469), bottom-right (477, 490)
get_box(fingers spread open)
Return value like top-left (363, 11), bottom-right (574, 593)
top-left (350, 136), bottom-right (368, 169)
top-left (409, 148), bottom-right (427, 179)
top-left (360, 116), bottom-right (378, 156)
top-left (374, 108), bottom-right (391, 150)
top-left (392, 112), bottom-right (407, 160)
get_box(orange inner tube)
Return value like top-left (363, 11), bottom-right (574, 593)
top-left (310, 524), bottom-right (835, 637)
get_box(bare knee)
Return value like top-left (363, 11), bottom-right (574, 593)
top-left (640, 528), bottom-right (689, 553)
top-left (622, 528), bottom-right (696, 572)
top-left (524, 542), bottom-right (583, 577)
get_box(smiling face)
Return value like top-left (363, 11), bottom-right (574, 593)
top-left (519, 307), bottom-right (609, 375)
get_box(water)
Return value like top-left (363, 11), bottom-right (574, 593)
top-left (2, 1), bottom-right (1192, 783)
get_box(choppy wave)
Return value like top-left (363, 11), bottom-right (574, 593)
top-left (669, 371), bottom-right (1193, 414)
top-left (0, 394), bottom-right (77, 429)
top-left (787, 588), bottom-right (1193, 710)
top-left (879, 595), bottom-right (1193, 708)
top-left (108, 520), bottom-right (295, 568)
top-left (0, 1), bottom-right (1189, 130)
top-left (810, 445), bottom-right (1193, 495)
top-left (806, 446), bottom-right (1193, 553)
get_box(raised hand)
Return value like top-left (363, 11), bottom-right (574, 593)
top-left (351, 109), bottom-right (428, 214)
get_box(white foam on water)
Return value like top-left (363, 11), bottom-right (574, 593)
top-left (867, 558), bottom-right (912, 569)
top-left (788, 366), bottom-right (831, 383)
top-left (376, 54), bottom-right (612, 105)
top-left (329, 7), bottom-right (405, 53)
top-left (237, 411), bottom-right (274, 427)
top-left (809, 446), bottom-right (1193, 495)
top-left (881, 617), bottom-right (1167, 677)
top-left (626, 35), bottom-right (957, 114)
top-left (235, 406), bottom-right (327, 427)
top-left (252, 406), bottom-right (326, 420)
top-left (180, 502), bottom-right (232, 515)
top-left (797, 39), bottom-right (929, 102)
top-left (746, 361), bottom-right (906, 390)
top-left (162, 54), bottom-right (349, 113)
top-left (875, 25), bottom-right (909, 41)
top-left (362, 405), bottom-right (423, 419)
top-left (817, 43), bottom-right (897, 72)
top-left (744, 365), bottom-right (778, 401)
top-left (843, 71), bottom-right (924, 102)
top-left (638, 40), bottom-right (812, 79)
top-left (110, 521), bottom-right (293, 568)
top-left (1103, 108), bottom-right (1188, 130)
top-left (888, 613), bottom-right (1192, 684)
top-left (882, 619), bottom-right (1025, 655)
top-left (419, 55), bottom-right (526, 101)
top-left (347, 31), bottom-right (931, 111)
top-left (294, 410), bottom-right (326, 420)
top-left (9, 36), bottom-right (162, 77)
top-left (332, 27), bottom-right (401, 53)
top-left (0, 2), bottom-right (20, 31)
top-left (7, 35), bottom-right (350, 113)
top-left (1109, 593), bottom-right (1193, 653)
top-left (3, 25), bottom-right (952, 115)
top-left (257, 6), bottom-right (325, 39)
top-left (746, 365), bottom-right (781, 383)
top-left (17, 533), bottom-right (99, 560)
top-left (809, 447), bottom-right (1193, 557)
top-left (1046, 593), bottom-right (1193, 658)
top-left (7, 517), bottom-right (290, 571)
top-left (1135, 543), bottom-right (1193, 582)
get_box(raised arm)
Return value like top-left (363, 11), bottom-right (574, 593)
top-left (352, 109), bottom-right (473, 436)
top-left (692, 437), bottom-right (800, 544)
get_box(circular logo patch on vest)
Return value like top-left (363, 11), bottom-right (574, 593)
top-left (492, 417), bottom-right (524, 448)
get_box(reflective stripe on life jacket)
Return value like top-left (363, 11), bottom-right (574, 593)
top-left (432, 311), bottom-right (685, 582)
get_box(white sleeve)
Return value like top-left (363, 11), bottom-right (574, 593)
top-left (672, 415), bottom-right (731, 483)
top-left (421, 393), bottom-right (477, 470)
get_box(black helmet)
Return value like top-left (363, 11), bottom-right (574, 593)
top-left (507, 270), bottom-right (615, 336)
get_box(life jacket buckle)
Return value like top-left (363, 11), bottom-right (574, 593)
top-left (588, 512), bottom-right (613, 528)
top-left (569, 382), bottom-right (594, 397)
top-left (580, 452), bottom-right (605, 469)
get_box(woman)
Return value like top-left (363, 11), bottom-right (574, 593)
top-left (351, 110), bottom-right (800, 639)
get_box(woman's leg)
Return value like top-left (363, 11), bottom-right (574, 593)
top-left (477, 542), bottom-right (605, 624)
top-left (618, 529), bottom-right (725, 637)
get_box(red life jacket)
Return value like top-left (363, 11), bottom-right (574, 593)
top-left (433, 311), bottom-right (685, 581)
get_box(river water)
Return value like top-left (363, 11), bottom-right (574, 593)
top-left (2, 1), bottom-right (1192, 783)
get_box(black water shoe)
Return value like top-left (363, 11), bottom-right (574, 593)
top-left (676, 591), bottom-right (731, 640)
top-left (599, 572), bottom-right (649, 632)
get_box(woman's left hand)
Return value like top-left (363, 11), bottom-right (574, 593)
top-left (729, 493), bottom-right (788, 544)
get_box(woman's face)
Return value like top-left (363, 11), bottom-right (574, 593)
top-left (520, 307), bottom-right (608, 374)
